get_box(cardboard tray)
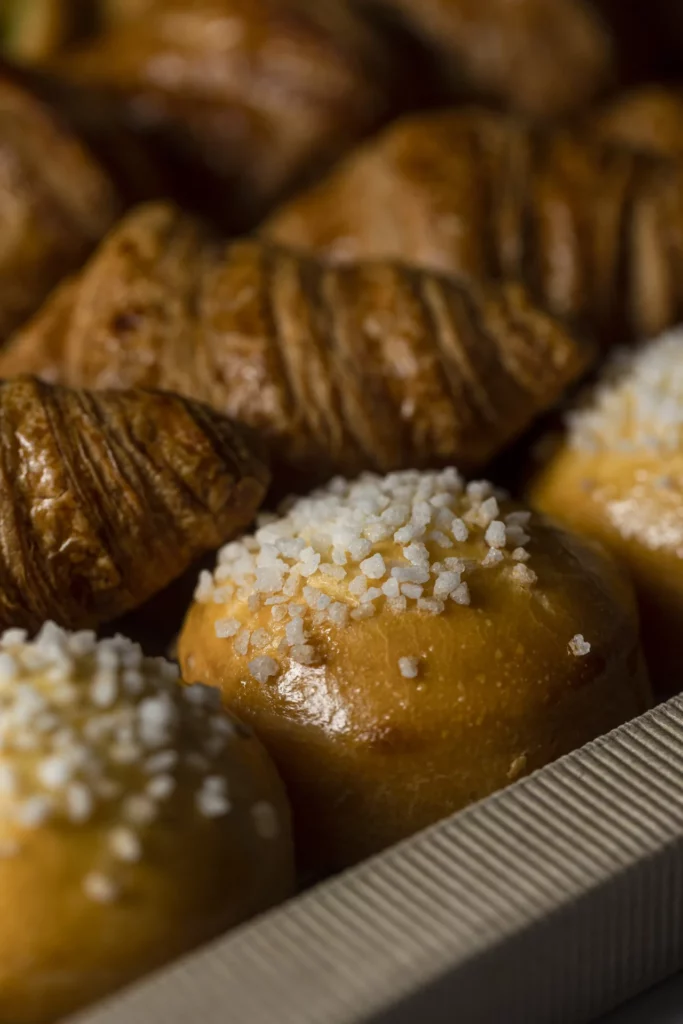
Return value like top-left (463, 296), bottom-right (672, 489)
top-left (68, 694), bottom-right (683, 1024)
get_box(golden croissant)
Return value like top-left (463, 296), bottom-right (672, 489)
top-left (0, 374), bottom-right (268, 632)
top-left (1, 201), bottom-right (594, 487)
top-left (262, 108), bottom-right (683, 347)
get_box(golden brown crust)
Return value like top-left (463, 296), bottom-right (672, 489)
top-left (0, 375), bottom-right (269, 632)
top-left (178, 474), bottom-right (651, 871)
top-left (1, 202), bottom-right (594, 487)
top-left (0, 72), bottom-right (120, 342)
top-left (359, 0), bottom-right (613, 117)
top-left (586, 86), bottom-right (683, 160)
top-left (49, 0), bottom-right (397, 229)
top-left (262, 108), bottom-right (683, 346)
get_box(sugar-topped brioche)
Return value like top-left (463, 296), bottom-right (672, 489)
top-left (0, 624), bottom-right (293, 1024)
top-left (179, 468), bottom-right (650, 872)
top-left (530, 326), bottom-right (683, 693)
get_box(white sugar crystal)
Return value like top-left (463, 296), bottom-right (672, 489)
top-left (451, 518), bottom-right (469, 542)
top-left (348, 538), bottom-right (373, 562)
top-left (66, 782), bottom-right (94, 823)
top-left (234, 630), bottom-right (251, 656)
top-left (348, 575), bottom-right (368, 596)
top-left (288, 603), bottom-right (305, 618)
top-left (247, 594), bottom-right (262, 613)
top-left (404, 542), bottom-right (429, 566)
top-left (109, 827), bottom-right (142, 863)
top-left (83, 872), bottom-right (120, 904)
top-left (418, 598), bottom-right (445, 615)
top-left (285, 619), bottom-right (306, 646)
top-left (37, 756), bottom-right (73, 790)
top-left (320, 564), bottom-right (346, 579)
top-left (401, 584), bottom-right (424, 600)
top-left (512, 548), bottom-right (530, 563)
top-left (194, 570), bottom-right (214, 602)
top-left (332, 546), bottom-right (348, 566)
top-left (381, 577), bottom-right (400, 598)
top-left (506, 511), bottom-right (531, 527)
top-left (215, 618), bottom-right (241, 639)
top-left (364, 521), bottom-right (394, 543)
top-left (428, 530), bottom-right (452, 548)
top-left (511, 565), bottom-right (538, 586)
top-left (485, 521), bottom-right (507, 548)
top-left (360, 554), bottom-right (386, 579)
top-left (388, 595), bottom-right (408, 613)
top-left (381, 504), bottom-right (410, 527)
top-left (271, 606), bottom-right (287, 622)
top-left (250, 629), bottom-right (270, 650)
top-left (0, 654), bottom-right (18, 685)
top-left (351, 604), bottom-right (376, 620)
top-left (392, 567), bottom-right (430, 585)
top-left (212, 585), bottom-right (235, 604)
top-left (196, 778), bottom-right (231, 818)
top-left (433, 571), bottom-right (462, 598)
top-left (17, 795), bottom-right (53, 828)
top-left (122, 794), bottom-right (157, 826)
top-left (506, 526), bottom-right (531, 547)
top-left (1, 628), bottom-right (27, 647)
top-left (90, 672), bottom-right (118, 709)
top-left (255, 566), bottom-right (285, 594)
top-left (466, 481), bottom-right (492, 502)
top-left (452, 583), bottom-right (471, 606)
top-left (361, 587), bottom-right (382, 603)
top-left (144, 750), bottom-right (178, 774)
top-left (251, 800), bottom-right (279, 839)
top-left (146, 774), bottom-right (176, 801)
top-left (394, 525), bottom-right (417, 544)
top-left (248, 657), bottom-right (279, 683)
top-left (398, 657), bottom-right (420, 679)
top-left (291, 645), bottom-right (317, 666)
top-left (569, 634), bottom-right (591, 657)
top-left (482, 548), bottom-right (504, 568)
top-left (328, 603), bottom-right (350, 627)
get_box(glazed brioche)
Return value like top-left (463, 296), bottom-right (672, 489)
top-left (0, 376), bottom-right (268, 633)
top-left (530, 326), bottom-right (683, 694)
top-left (179, 468), bottom-right (651, 871)
top-left (0, 202), bottom-right (593, 488)
top-left (263, 108), bottom-right (683, 346)
top-left (0, 72), bottom-right (120, 341)
top-left (0, 624), bottom-right (292, 1024)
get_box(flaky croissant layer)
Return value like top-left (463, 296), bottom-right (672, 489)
top-left (0, 375), bottom-right (268, 632)
top-left (262, 108), bottom-right (683, 347)
top-left (1, 202), bottom-right (594, 488)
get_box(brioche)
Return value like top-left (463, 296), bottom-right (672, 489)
top-left (263, 108), bottom-right (683, 346)
top-left (0, 202), bottom-right (593, 489)
top-left (0, 623), bottom-right (292, 1024)
top-left (0, 376), bottom-right (268, 633)
top-left (179, 467), bottom-right (650, 871)
top-left (587, 86), bottom-right (683, 159)
top-left (530, 326), bottom-right (683, 694)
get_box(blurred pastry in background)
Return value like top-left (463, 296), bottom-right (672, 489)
top-left (179, 467), bottom-right (651, 871)
top-left (530, 326), bottom-right (683, 696)
top-left (0, 624), bottom-right (293, 1024)
top-left (262, 107), bottom-right (683, 347)
top-left (0, 202), bottom-right (594, 490)
top-left (587, 85), bottom-right (683, 159)
top-left (357, 0), bottom-right (614, 118)
top-left (0, 69), bottom-right (120, 342)
top-left (47, 0), bottom-right (400, 231)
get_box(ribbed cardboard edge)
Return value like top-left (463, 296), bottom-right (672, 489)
top-left (69, 695), bottom-right (683, 1024)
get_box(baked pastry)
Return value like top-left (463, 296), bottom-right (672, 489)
top-left (0, 71), bottom-right (120, 342)
top-left (178, 467), bottom-right (651, 871)
top-left (0, 375), bottom-right (268, 634)
top-left (0, 623), bottom-right (293, 1024)
top-left (587, 86), bottom-right (683, 159)
top-left (359, 0), bottom-right (613, 118)
top-left (529, 326), bottom-right (683, 695)
top-left (0, 202), bottom-right (593, 489)
top-left (49, 0), bottom-right (398, 230)
top-left (262, 108), bottom-right (683, 346)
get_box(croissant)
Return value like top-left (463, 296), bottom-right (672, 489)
top-left (262, 108), bottom-right (683, 346)
top-left (0, 201), bottom-right (594, 487)
top-left (586, 85), bottom-right (683, 160)
top-left (358, 0), bottom-right (613, 118)
top-left (47, 0), bottom-right (398, 231)
top-left (0, 70), bottom-right (121, 342)
top-left (0, 374), bottom-right (268, 633)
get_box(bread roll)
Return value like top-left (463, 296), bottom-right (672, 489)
top-left (529, 326), bottom-right (683, 695)
top-left (179, 468), bottom-right (650, 872)
top-left (0, 624), bottom-right (293, 1024)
